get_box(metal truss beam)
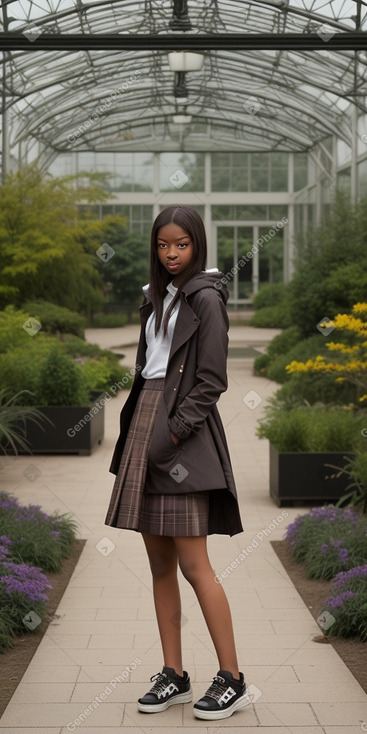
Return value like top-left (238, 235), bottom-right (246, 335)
top-left (0, 32), bottom-right (367, 52)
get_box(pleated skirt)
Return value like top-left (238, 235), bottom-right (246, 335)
top-left (105, 378), bottom-right (209, 536)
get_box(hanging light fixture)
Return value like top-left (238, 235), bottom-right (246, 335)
top-left (168, 51), bottom-right (204, 72)
top-left (172, 114), bottom-right (192, 124)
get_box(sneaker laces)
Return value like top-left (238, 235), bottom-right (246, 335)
top-left (148, 671), bottom-right (171, 697)
top-left (204, 675), bottom-right (229, 702)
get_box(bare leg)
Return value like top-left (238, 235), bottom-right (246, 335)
top-left (142, 533), bottom-right (183, 676)
top-left (173, 536), bottom-right (240, 678)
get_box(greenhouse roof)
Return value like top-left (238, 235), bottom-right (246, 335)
top-left (1, 0), bottom-right (367, 168)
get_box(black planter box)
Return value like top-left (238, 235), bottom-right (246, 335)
top-left (269, 443), bottom-right (355, 507)
top-left (13, 394), bottom-right (105, 456)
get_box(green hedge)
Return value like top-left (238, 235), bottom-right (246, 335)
top-left (23, 300), bottom-right (86, 338)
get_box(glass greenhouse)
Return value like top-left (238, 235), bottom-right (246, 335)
top-left (1, 0), bottom-right (367, 305)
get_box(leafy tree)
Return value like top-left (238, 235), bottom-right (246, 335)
top-left (289, 193), bottom-right (367, 337)
top-left (97, 216), bottom-right (150, 319)
top-left (0, 165), bottom-right (109, 315)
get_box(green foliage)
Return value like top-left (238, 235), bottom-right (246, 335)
top-left (251, 283), bottom-right (292, 328)
top-left (79, 358), bottom-right (114, 393)
top-left (289, 193), bottom-right (367, 338)
top-left (97, 216), bottom-right (149, 316)
top-left (0, 390), bottom-right (50, 454)
top-left (90, 314), bottom-right (129, 328)
top-left (266, 334), bottom-right (329, 384)
top-left (0, 491), bottom-right (78, 651)
top-left (23, 300), bottom-right (86, 338)
top-left (253, 353), bottom-right (270, 376)
top-left (257, 403), bottom-right (365, 453)
top-left (320, 567), bottom-right (367, 641)
top-left (0, 165), bottom-right (107, 314)
top-left (0, 305), bottom-right (38, 353)
top-left (252, 283), bottom-right (289, 309)
top-left (267, 326), bottom-right (303, 359)
top-left (275, 373), bottom-right (359, 406)
top-left (0, 336), bottom-right (61, 404)
top-left (0, 309), bottom-right (132, 405)
top-left (250, 301), bottom-right (292, 328)
top-left (35, 347), bottom-right (89, 406)
top-left (285, 507), bottom-right (367, 641)
top-left (334, 452), bottom-right (367, 514)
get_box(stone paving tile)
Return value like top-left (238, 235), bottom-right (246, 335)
top-left (0, 703), bottom-right (124, 728)
top-left (311, 702), bottom-right (367, 725)
top-left (21, 664), bottom-right (81, 684)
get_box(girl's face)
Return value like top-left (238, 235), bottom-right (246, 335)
top-left (156, 222), bottom-right (194, 287)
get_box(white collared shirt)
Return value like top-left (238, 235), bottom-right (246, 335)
top-left (141, 281), bottom-right (180, 379)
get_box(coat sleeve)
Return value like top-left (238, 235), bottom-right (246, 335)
top-left (168, 288), bottom-right (229, 440)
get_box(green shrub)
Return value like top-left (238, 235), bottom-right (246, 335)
top-left (257, 404), bottom-right (366, 453)
top-left (250, 302), bottom-right (292, 328)
top-left (320, 565), bottom-right (367, 641)
top-left (0, 305), bottom-right (40, 353)
top-left (0, 389), bottom-right (50, 454)
top-left (23, 300), bottom-right (86, 338)
top-left (35, 347), bottom-right (89, 406)
top-left (285, 506), bottom-right (367, 572)
top-left (253, 353), bottom-right (270, 376)
top-left (0, 337), bottom-right (62, 403)
top-left (285, 506), bottom-right (367, 641)
top-left (0, 491), bottom-right (78, 651)
top-left (266, 334), bottom-right (328, 384)
top-left (267, 326), bottom-right (303, 359)
top-left (79, 357), bottom-right (115, 393)
top-left (275, 372), bottom-right (360, 406)
top-left (252, 283), bottom-right (289, 309)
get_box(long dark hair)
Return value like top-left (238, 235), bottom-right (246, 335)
top-left (149, 206), bottom-right (207, 335)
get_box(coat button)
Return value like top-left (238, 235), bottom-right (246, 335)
top-left (179, 364), bottom-right (184, 373)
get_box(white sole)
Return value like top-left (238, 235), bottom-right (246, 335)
top-left (137, 687), bottom-right (193, 713)
top-left (193, 692), bottom-right (251, 720)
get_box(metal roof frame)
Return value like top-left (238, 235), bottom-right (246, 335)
top-left (1, 0), bottom-right (367, 175)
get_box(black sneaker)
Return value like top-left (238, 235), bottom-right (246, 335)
top-left (137, 666), bottom-right (192, 713)
top-left (193, 669), bottom-right (249, 720)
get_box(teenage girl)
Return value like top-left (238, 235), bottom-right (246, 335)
top-left (105, 205), bottom-right (247, 721)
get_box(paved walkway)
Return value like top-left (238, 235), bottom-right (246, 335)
top-left (1, 326), bottom-right (367, 734)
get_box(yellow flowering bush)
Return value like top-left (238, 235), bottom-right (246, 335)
top-left (286, 304), bottom-right (367, 405)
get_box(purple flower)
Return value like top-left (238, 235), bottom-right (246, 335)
top-left (332, 541), bottom-right (342, 547)
top-left (50, 531), bottom-right (60, 538)
top-left (0, 576), bottom-right (49, 601)
top-left (0, 561), bottom-right (51, 602)
top-left (0, 544), bottom-right (11, 560)
top-left (333, 565), bottom-right (367, 588)
top-left (338, 548), bottom-right (349, 563)
top-left (321, 544), bottom-right (328, 552)
top-left (324, 590), bottom-right (356, 609)
top-left (0, 536), bottom-right (12, 546)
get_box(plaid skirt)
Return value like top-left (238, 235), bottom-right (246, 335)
top-left (105, 379), bottom-right (209, 536)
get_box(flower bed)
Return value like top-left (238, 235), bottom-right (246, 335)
top-left (285, 506), bottom-right (367, 642)
top-left (0, 491), bottom-right (77, 652)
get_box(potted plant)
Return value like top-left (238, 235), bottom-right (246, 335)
top-left (257, 401), bottom-right (366, 507)
top-left (10, 349), bottom-right (106, 456)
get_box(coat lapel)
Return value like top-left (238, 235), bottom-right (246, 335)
top-left (168, 299), bottom-right (200, 362)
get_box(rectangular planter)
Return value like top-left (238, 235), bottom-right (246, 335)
top-left (269, 443), bottom-right (355, 507)
top-left (13, 394), bottom-right (105, 456)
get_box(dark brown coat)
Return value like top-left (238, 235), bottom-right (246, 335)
top-left (110, 272), bottom-right (243, 535)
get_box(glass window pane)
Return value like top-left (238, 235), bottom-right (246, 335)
top-left (159, 153), bottom-right (204, 191)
